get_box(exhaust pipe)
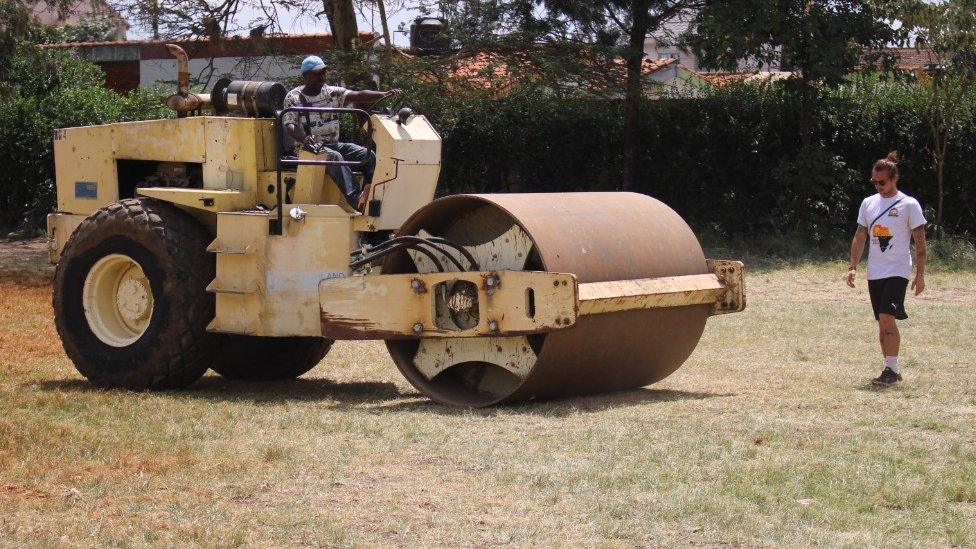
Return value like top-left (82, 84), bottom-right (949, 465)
top-left (164, 44), bottom-right (212, 117)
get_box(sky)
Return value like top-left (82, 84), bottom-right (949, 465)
top-left (128, 1), bottom-right (945, 45)
top-left (258, 2), bottom-right (421, 46)
top-left (129, 1), bottom-right (426, 45)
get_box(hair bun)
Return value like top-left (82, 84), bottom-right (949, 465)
top-left (886, 150), bottom-right (900, 164)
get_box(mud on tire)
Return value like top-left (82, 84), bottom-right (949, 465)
top-left (211, 335), bottom-right (333, 381)
top-left (53, 198), bottom-right (218, 389)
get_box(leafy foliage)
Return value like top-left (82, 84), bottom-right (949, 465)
top-left (877, 0), bottom-right (976, 228)
top-left (36, 19), bottom-right (121, 43)
top-left (689, 1), bottom-right (896, 84)
top-left (688, 0), bottom-right (897, 150)
top-left (0, 37), bottom-right (170, 230)
top-left (400, 81), bottom-right (976, 240)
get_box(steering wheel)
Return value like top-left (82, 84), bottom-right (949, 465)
top-left (370, 91), bottom-right (407, 115)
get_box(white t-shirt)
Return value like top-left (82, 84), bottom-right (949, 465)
top-left (282, 85), bottom-right (349, 146)
top-left (857, 191), bottom-right (926, 280)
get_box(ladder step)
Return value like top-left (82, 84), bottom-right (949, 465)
top-left (206, 280), bottom-right (258, 294)
top-left (207, 239), bottom-right (253, 254)
top-left (206, 319), bottom-right (259, 335)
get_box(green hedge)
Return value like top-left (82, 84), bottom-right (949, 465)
top-left (0, 43), bottom-right (169, 230)
top-left (415, 84), bottom-right (976, 240)
top-left (1, 47), bottom-right (973, 242)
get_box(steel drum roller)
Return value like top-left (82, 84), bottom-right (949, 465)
top-left (384, 192), bottom-right (711, 407)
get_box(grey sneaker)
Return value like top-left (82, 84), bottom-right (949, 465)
top-left (872, 367), bottom-right (903, 386)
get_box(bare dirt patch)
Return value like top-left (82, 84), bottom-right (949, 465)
top-left (0, 237), bottom-right (52, 275)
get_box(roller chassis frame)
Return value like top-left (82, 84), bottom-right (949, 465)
top-left (318, 262), bottom-right (745, 341)
top-left (48, 105), bottom-right (747, 406)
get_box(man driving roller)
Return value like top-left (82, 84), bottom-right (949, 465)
top-left (282, 55), bottom-right (402, 210)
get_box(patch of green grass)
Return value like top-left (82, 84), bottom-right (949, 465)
top-left (701, 230), bottom-right (976, 272)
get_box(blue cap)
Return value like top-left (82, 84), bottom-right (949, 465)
top-left (301, 55), bottom-right (326, 74)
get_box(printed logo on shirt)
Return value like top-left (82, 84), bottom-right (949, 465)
top-left (888, 208), bottom-right (899, 217)
top-left (873, 224), bottom-right (893, 252)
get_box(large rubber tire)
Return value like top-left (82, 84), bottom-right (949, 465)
top-left (211, 335), bottom-right (333, 381)
top-left (53, 198), bottom-right (218, 389)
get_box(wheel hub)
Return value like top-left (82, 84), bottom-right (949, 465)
top-left (83, 254), bottom-right (155, 347)
top-left (116, 277), bottom-right (151, 322)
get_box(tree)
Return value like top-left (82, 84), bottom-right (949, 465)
top-left (886, 0), bottom-right (976, 228)
top-left (540, 0), bottom-right (703, 189)
top-left (687, 0), bottom-right (896, 148)
top-left (320, 0), bottom-right (359, 51)
top-left (111, 0), bottom-right (361, 50)
top-left (112, 0), bottom-right (245, 41)
top-left (0, 3), bottom-right (170, 230)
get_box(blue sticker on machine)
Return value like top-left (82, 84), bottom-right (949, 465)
top-left (75, 181), bottom-right (97, 199)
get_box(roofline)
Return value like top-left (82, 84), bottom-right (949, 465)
top-left (40, 31), bottom-right (374, 49)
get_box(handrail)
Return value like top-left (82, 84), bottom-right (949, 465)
top-left (270, 106), bottom-right (374, 235)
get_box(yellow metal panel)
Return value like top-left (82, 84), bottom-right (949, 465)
top-left (136, 188), bottom-right (257, 212)
top-left (416, 337), bottom-right (536, 380)
top-left (263, 205), bottom-right (354, 336)
top-left (290, 151), bottom-right (358, 212)
top-left (318, 270), bottom-right (578, 340)
top-left (369, 164), bottom-right (441, 231)
top-left (204, 118), bottom-right (244, 190)
top-left (111, 118), bottom-right (206, 162)
top-left (54, 125), bottom-right (117, 215)
top-left (256, 171), bottom-right (279, 208)
top-left (209, 293), bottom-right (264, 335)
top-left (257, 120), bottom-right (279, 171)
top-left (202, 117), bottom-right (273, 191)
top-left (373, 115), bottom-right (442, 164)
top-left (291, 152), bottom-right (326, 205)
top-left (364, 113), bottom-right (441, 231)
top-left (46, 212), bottom-right (87, 264)
top-left (208, 212), bottom-right (268, 335)
top-left (577, 274), bottom-right (726, 315)
top-left (575, 260), bottom-right (746, 316)
top-left (207, 205), bottom-right (356, 337)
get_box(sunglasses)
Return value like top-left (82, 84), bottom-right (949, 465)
top-left (871, 179), bottom-right (888, 186)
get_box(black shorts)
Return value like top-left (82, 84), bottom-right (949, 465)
top-left (868, 276), bottom-right (909, 320)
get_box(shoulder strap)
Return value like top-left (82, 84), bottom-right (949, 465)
top-left (298, 92), bottom-right (312, 133)
top-left (869, 197), bottom-right (904, 231)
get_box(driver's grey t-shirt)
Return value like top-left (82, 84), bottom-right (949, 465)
top-left (282, 85), bottom-right (349, 148)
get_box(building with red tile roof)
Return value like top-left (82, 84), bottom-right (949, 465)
top-left (43, 32), bottom-right (375, 93)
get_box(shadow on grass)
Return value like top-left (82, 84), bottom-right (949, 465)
top-left (32, 377), bottom-right (731, 415)
top-left (31, 375), bottom-right (415, 406)
top-left (854, 381), bottom-right (903, 393)
top-left (367, 388), bottom-right (735, 417)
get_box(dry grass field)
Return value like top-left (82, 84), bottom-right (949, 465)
top-left (1, 238), bottom-right (975, 547)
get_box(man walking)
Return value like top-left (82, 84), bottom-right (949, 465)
top-left (845, 152), bottom-right (927, 386)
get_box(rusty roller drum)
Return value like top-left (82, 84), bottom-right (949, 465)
top-left (383, 192), bottom-right (711, 407)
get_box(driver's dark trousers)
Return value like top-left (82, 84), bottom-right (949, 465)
top-left (323, 142), bottom-right (376, 208)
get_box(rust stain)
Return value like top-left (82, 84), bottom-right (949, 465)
top-left (1, 483), bottom-right (51, 500)
top-left (320, 311), bottom-right (391, 340)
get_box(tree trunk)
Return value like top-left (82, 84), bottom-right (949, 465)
top-left (150, 0), bottom-right (160, 40)
top-left (936, 157), bottom-right (944, 227)
top-left (322, 0), bottom-right (358, 52)
top-left (376, 0), bottom-right (392, 52)
top-left (799, 81), bottom-right (816, 149)
top-left (930, 108), bottom-right (947, 228)
top-left (622, 0), bottom-right (651, 191)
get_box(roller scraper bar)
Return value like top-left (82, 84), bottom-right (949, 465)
top-left (318, 260), bottom-right (744, 340)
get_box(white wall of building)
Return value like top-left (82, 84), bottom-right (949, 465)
top-left (140, 56), bottom-right (304, 89)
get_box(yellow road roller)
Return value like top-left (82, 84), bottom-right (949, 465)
top-left (47, 52), bottom-right (744, 406)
